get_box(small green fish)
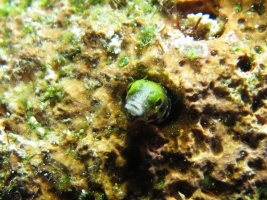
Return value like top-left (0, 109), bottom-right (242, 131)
top-left (125, 80), bottom-right (171, 123)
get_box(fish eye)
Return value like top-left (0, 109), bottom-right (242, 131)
top-left (127, 83), bottom-right (132, 91)
top-left (155, 98), bottom-right (162, 107)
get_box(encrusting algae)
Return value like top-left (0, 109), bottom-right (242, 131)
top-left (0, 0), bottom-right (267, 199)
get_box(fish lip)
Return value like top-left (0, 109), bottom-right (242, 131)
top-left (125, 101), bottom-right (144, 116)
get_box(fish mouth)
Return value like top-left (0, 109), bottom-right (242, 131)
top-left (125, 101), bottom-right (144, 117)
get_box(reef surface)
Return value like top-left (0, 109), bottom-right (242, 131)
top-left (0, 0), bottom-right (267, 199)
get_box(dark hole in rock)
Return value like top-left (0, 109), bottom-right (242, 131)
top-left (166, 180), bottom-right (196, 198)
top-left (221, 111), bottom-right (238, 126)
top-left (237, 18), bottom-right (245, 24)
top-left (258, 24), bottom-right (267, 32)
top-left (84, 55), bottom-right (100, 68)
top-left (60, 47), bottom-right (81, 61)
top-left (0, 102), bottom-right (8, 117)
top-left (76, 145), bottom-right (91, 160)
top-left (236, 56), bottom-right (252, 72)
top-left (203, 105), bottom-right (220, 119)
top-left (3, 121), bottom-right (17, 133)
top-left (226, 164), bottom-right (235, 175)
top-left (187, 93), bottom-right (199, 102)
top-left (250, 3), bottom-right (265, 16)
top-left (248, 157), bottom-right (266, 170)
top-left (192, 129), bottom-right (204, 139)
top-left (254, 46), bottom-right (263, 54)
top-left (256, 114), bottom-right (266, 125)
top-left (0, 57), bottom-right (7, 65)
top-left (163, 152), bottom-right (192, 173)
top-left (200, 161), bottom-right (214, 173)
top-left (240, 89), bottom-right (250, 103)
top-left (200, 117), bottom-right (210, 129)
top-left (213, 86), bottom-right (230, 98)
top-left (240, 132), bottom-right (266, 149)
top-left (219, 59), bottom-right (226, 66)
top-left (202, 172), bottom-right (235, 195)
top-left (259, 88), bottom-right (267, 99)
top-left (186, 108), bottom-right (201, 123)
top-left (251, 96), bottom-right (263, 112)
top-left (179, 60), bottom-right (186, 67)
top-left (228, 79), bottom-right (242, 88)
top-left (209, 136), bottom-right (223, 154)
top-left (236, 150), bottom-right (248, 162)
top-left (192, 128), bottom-right (208, 150)
top-left (83, 31), bottom-right (106, 48)
top-left (232, 174), bottom-right (253, 192)
top-left (211, 50), bottom-right (218, 56)
top-left (104, 151), bottom-right (125, 183)
top-left (209, 81), bottom-right (215, 89)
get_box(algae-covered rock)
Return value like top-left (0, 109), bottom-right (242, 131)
top-left (0, 0), bottom-right (267, 199)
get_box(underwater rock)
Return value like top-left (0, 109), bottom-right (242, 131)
top-left (1, 0), bottom-right (267, 199)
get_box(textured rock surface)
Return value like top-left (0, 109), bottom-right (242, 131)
top-left (0, 0), bottom-right (267, 199)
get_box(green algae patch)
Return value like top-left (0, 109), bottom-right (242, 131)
top-left (138, 24), bottom-right (156, 48)
top-left (0, 0), bottom-right (31, 17)
top-left (118, 55), bottom-right (130, 68)
top-left (1, 0), bottom-right (267, 199)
